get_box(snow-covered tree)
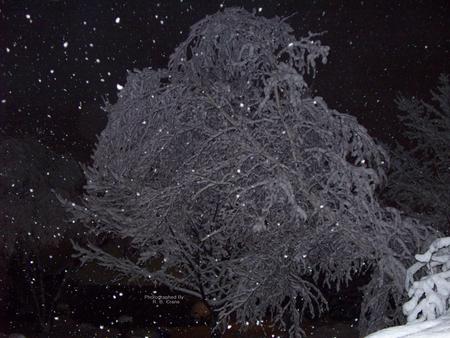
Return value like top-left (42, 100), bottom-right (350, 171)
top-left (66, 8), bottom-right (431, 337)
top-left (384, 75), bottom-right (450, 233)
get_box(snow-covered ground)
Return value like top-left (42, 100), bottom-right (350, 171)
top-left (366, 315), bottom-right (450, 338)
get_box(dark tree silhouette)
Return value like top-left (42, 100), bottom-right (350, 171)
top-left (66, 8), bottom-right (431, 337)
top-left (0, 137), bottom-right (83, 333)
top-left (384, 75), bottom-right (450, 235)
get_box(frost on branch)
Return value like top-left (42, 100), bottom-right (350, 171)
top-left (65, 8), bottom-right (431, 337)
top-left (403, 237), bottom-right (450, 323)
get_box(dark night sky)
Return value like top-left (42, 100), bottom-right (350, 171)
top-left (1, 0), bottom-right (449, 162)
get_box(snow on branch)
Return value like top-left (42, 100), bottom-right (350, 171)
top-left (404, 237), bottom-right (450, 322)
top-left (64, 8), bottom-right (433, 338)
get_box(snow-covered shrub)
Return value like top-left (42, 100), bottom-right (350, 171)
top-left (404, 237), bottom-right (450, 322)
top-left (64, 8), bottom-right (431, 337)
